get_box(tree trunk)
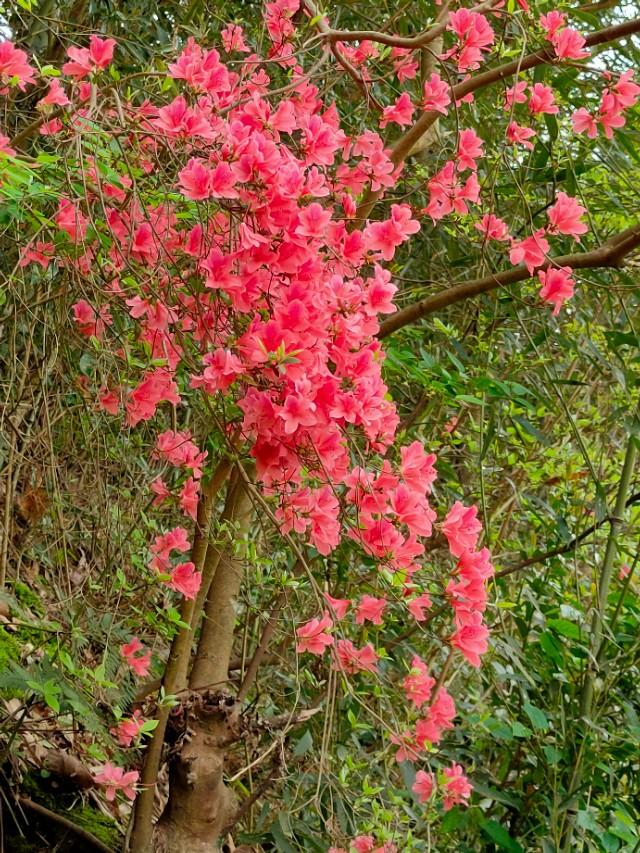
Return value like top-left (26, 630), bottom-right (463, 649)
top-left (152, 694), bottom-right (240, 853)
top-left (152, 476), bottom-right (253, 851)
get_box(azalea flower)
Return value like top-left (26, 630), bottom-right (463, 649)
top-left (296, 614), bottom-right (334, 655)
top-left (93, 762), bottom-right (139, 801)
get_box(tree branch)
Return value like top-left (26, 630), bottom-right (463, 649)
top-left (317, 0), bottom-right (499, 50)
top-left (301, 0), bottom-right (383, 111)
top-left (378, 221), bottom-right (640, 337)
top-left (356, 17), bottom-right (640, 223)
top-left (496, 491), bottom-right (640, 580)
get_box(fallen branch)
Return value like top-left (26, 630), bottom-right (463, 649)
top-left (378, 221), bottom-right (640, 337)
top-left (16, 796), bottom-right (115, 853)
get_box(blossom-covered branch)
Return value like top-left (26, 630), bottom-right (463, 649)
top-left (356, 17), bottom-right (640, 222)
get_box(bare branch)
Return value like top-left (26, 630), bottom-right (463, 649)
top-left (378, 222), bottom-right (640, 337)
top-left (496, 491), bottom-right (640, 580)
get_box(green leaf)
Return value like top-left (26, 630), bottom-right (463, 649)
top-left (523, 701), bottom-right (549, 732)
top-left (481, 819), bottom-right (524, 853)
top-left (547, 618), bottom-right (581, 641)
top-left (293, 729), bottom-right (313, 757)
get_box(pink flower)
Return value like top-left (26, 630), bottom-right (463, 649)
top-left (390, 730), bottom-right (421, 763)
top-left (355, 595), bottom-right (387, 625)
top-left (509, 229), bottom-right (550, 273)
top-left (149, 526), bottom-right (191, 572)
top-left (55, 198), bottom-right (88, 242)
top-left (351, 837), bottom-right (375, 853)
top-left (451, 611), bottom-right (489, 667)
top-left (0, 41), bottom-right (37, 92)
top-left (18, 240), bottom-right (55, 268)
top-left (415, 688), bottom-right (456, 745)
top-left (391, 47), bottom-right (419, 82)
top-left (179, 477), bottom-right (200, 520)
top-left (62, 35), bottom-right (116, 78)
top-left (72, 300), bottom-right (112, 338)
top-left (528, 83), bottom-right (558, 116)
top-left (365, 204), bottom-right (420, 261)
top-left (191, 349), bottom-right (244, 394)
top-left (0, 133), bottom-right (15, 157)
top-left (619, 563), bottom-right (631, 580)
top-left (547, 192), bottom-right (588, 239)
top-left (412, 770), bottom-right (435, 803)
top-left (323, 593), bottom-right (351, 619)
top-left (126, 369), bottom-right (181, 427)
top-left (572, 108), bottom-right (597, 138)
top-left (506, 121), bottom-right (536, 149)
top-left (422, 73), bottom-right (451, 115)
top-left (150, 477), bottom-right (170, 506)
top-left (442, 763), bottom-right (472, 810)
top-left (445, 10), bottom-right (494, 72)
top-left (92, 762), bottom-right (139, 801)
top-left (296, 614), bottom-right (334, 655)
top-left (379, 92), bottom-right (415, 128)
top-left (98, 387), bottom-right (120, 415)
top-left (400, 442), bottom-right (437, 495)
top-left (333, 640), bottom-right (379, 674)
top-left (37, 79), bottom-right (70, 109)
top-left (167, 561), bottom-right (202, 600)
top-left (551, 28), bottom-right (589, 61)
top-left (221, 23), bottom-right (250, 53)
top-left (442, 501), bottom-right (481, 558)
top-left (475, 214), bottom-right (510, 242)
top-left (178, 158), bottom-right (213, 200)
top-left (120, 637), bottom-right (151, 677)
top-left (538, 266), bottom-right (575, 315)
top-left (425, 160), bottom-right (480, 222)
top-left (504, 80), bottom-right (527, 110)
top-left (456, 129), bottom-right (483, 172)
top-left (403, 656), bottom-right (435, 708)
top-left (539, 11), bottom-right (566, 39)
top-left (598, 91), bottom-right (626, 139)
top-left (154, 95), bottom-right (215, 139)
top-left (112, 709), bottom-right (145, 747)
top-left (88, 35), bottom-right (116, 68)
top-left (295, 202), bottom-right (332, 238)
top-left (612, 70), bottom-right (640, 110)
top-left (154, 431), bottom-right (206, 478)
top-left (407, 592), bottom-right (432, 622)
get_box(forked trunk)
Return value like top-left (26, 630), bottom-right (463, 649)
top-left (151, 478), bottom-right (253, 852)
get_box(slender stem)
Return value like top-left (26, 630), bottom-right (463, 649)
top-left (17, 797), bottom-right (115, 853)
top-left (561, 436), bottom-right (638, 851)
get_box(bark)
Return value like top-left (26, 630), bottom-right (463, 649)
top-left (152, 474), bottom-right (254, 852)
top-left (152, 693), bottom-right (242, 853)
